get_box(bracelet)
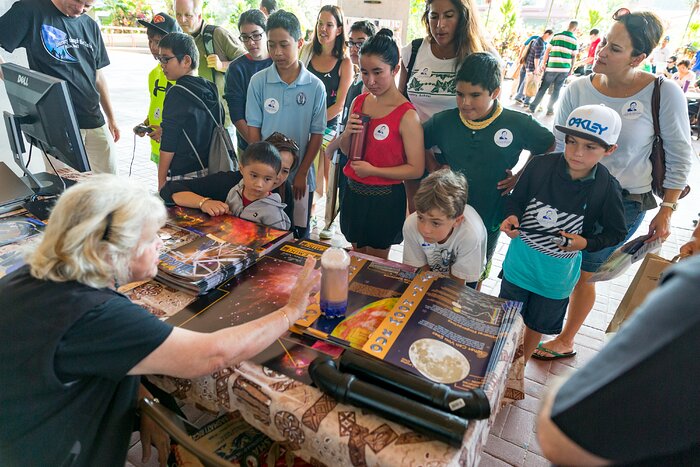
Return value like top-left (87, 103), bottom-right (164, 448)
top-left (280, 309), bottom-right (291, 328)
top-left (198, 197), bottom-right (211, 209)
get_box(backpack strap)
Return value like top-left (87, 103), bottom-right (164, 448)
top-left (171, 83), bottom-right (223, 126)
top-left (403, 38), bottom-right (423, 99)
top-left (202, 24), bottom-right (217, 58)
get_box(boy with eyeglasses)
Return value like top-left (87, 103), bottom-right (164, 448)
top-left (135, 12), bottom-right (181, 164)
top-left (157, 32), bottom-right (222, 189)
top-left (224, 9), bottom-right (273, 155)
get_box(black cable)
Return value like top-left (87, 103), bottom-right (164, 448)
top-left (39, 142), bottom-right (66, 192)
top-left (129, 132), bottom-right (137, 177)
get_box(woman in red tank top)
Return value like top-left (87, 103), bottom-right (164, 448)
top-left (337, 28), bottom-right (425, 259)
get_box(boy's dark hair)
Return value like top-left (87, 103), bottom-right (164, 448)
top-left (312, 5), bottom-right (346, 59)
top-left (669, 55), bottom-right (677, 62)
top-left (360, 28), bottom-right (399, 68)
top-left (414, 168), bottom-right (468, 219)
top-left (679, 59), bottom-right (691, 68)
top-left (241, 141), bottom-right (282, 173)
top-left (239, 9), bottom-right (266, 31)
top-left (544, 29), bottom-right (554, 35)
top-left (350, 20), bottom-right (376, 37)
top-left (456, 52), bottom-right (501, 93)
top-left (266, 10), bottom-right (302, 41)
top-left (146, 29), bottom-right (165, 41)
top-left (260, 0), bottom-right (277, 14)
top-left (159, 33), bottom-right (198, 69)
top-left (590, 28), bottom-right (599, 35)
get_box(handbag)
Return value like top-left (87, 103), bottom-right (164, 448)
top-left (173, 84), bottom-right (237, 175)
top-left (649, 76), bottom-right (690, 199)
top-left (524, 71), bottom-right (538, 98)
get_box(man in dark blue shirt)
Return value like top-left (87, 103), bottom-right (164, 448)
top-left (0, 0), bottom-right (121, 173)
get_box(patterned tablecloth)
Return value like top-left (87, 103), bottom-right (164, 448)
top-left (137, 274), bottom-right (525, 467)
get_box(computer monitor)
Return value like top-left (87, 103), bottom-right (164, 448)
top-left (1, 63), bottom-right (90, 194)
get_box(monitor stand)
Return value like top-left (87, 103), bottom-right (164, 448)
top-left (3, 111), bottom-right (67, 197)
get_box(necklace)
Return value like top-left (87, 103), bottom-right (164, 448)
top-left (459, 101), bottom-right (503, 130)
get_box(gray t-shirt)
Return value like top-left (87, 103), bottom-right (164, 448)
top-left (550, 255), bottom-right (700, 464)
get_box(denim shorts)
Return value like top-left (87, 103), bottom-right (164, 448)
top-left (499, 277), bottom-right (569, 335)
top-left (581, 198), bottom-right (646, 273)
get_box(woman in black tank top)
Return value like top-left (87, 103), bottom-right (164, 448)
top-left (307, 5), bottom-right (353, 198)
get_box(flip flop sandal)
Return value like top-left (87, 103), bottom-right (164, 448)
top-left (531, 342), bottom-right (577, 361)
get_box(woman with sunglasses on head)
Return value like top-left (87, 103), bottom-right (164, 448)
top-left (534, 9), bottom-right (693, 362)
top-left (337, 29), bottom-right (425, 259)
top-left (397, 0), bottom-right (497, 211)
top-left (301, 5), bottom-right (354, 197)
top-left (160, 132), bottom-right (299, 228)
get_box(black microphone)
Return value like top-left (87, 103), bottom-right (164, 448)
top-left (309, 356), bottom-right (468, 447)
top-left (339, 349), bottom-right (491, 420)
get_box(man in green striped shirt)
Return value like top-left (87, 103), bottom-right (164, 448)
top-left (528, 21), bottom-right (579, 116)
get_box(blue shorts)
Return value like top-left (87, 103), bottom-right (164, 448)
top-left (499, 277), bottom-right (569, 335)
top-left (581, 198), bottom-right (646, 273)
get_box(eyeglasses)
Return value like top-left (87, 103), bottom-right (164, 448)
top-left (345, 40), bottom-right (365, 49)
top-left (239, 32), bottom-right (264, 43)
top-left (266, 131), bottom-right (300, 152)
top-left (157, 55), bottom-right (178, 65)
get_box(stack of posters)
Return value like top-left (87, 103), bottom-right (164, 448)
top-left (155, 207), bottom-right (292, 295)
top-left (362, 272), bottom-right (522, 391)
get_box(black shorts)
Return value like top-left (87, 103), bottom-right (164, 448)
top-left (499, 277), bottom-right (569, 335)
top-left (340, 179), bottom-right (405, 249)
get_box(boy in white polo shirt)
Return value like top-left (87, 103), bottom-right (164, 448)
top-left (403, 169), bottom-right (487, 289)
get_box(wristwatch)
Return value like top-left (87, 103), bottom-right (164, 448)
top-left (659, 201), bottom-right (678, 211)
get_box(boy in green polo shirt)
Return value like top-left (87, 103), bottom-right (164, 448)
top-left (423, 52), bottom-right (555, 277)
top-left (135, 13), bottom-right (182, 164)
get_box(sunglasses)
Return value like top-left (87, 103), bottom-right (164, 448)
top-left (266, 132), bottom-right (300, 152)
top-left (612, 8), bottom-right (650, 54)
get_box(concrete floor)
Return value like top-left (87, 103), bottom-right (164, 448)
top-left (105, 49), bottom-right (699, 466)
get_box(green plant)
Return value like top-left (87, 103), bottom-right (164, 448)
top-left (99, 0), bottom-right (152, 29)
top-left (497, 0), bottom-right (519, 58)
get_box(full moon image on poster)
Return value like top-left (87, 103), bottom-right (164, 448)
top-left (409, 338), bottom-right (470, 384)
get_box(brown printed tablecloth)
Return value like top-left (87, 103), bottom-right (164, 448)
top-left (142, 283), bottom-right (525, 467)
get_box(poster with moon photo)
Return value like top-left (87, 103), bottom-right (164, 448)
top-left (363, 273), bottom-right (521, 391)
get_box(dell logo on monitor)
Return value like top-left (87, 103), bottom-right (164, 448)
top-left (17, 74), bottom-right (29, 86)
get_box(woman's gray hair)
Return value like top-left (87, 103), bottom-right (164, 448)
top-left (26, 175), bottom-right (167, 289)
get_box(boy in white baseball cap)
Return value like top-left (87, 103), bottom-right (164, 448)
top-left (498, 104), bottom-right (627, 365)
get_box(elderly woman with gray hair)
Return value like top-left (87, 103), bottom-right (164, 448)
top-left (0, 175), bottom-right (317, 467)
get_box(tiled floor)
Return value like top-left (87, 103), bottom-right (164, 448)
top-left (105, 49), bottom-right (700, 466)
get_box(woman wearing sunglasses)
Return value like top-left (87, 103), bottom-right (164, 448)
top-left (535, 9), bottom-right (694, 362)
top-left (160, 132), bottom-right (299, 228)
